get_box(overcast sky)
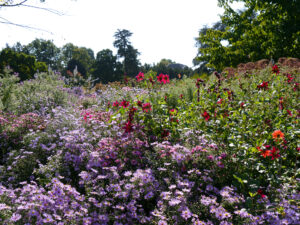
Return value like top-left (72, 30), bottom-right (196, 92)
top-left (0, 0), bottom-right (243, 67)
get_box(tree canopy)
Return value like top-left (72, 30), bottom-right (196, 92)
top-left (92, 49), bottom-right (122, 83)
top-left (195, 0), bottom-right (300, 71)
top-left (0, 48), bottom-right (47, 80)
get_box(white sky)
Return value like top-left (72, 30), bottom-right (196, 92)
top-left (0, 0), bottom-right (243, 67)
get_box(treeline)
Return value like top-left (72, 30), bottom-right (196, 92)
top-left (0, 29), bottom-right (193, 83)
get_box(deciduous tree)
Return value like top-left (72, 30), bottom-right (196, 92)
top-left (92, 49), bottom-right (122, 83)
top-left (195, 0), bottom-right (300, 71)
top-left (0, 48), bottom-right (47, 80)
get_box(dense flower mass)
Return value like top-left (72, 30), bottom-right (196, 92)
top-left (0, 66), bottom-right (298, 224)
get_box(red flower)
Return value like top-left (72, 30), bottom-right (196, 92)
top-left (257, 145), bottom-right (280, 160)
top-left (293, 83), bottom-right (299, 91)
top-left (257, 81), bottom-right (269, 90)
top-left (240, 102), bottom-right (245, 108)
top-left (270, 146), bottom-right (280, 160)
top-left (287, 109), bottom-right (292, 116)
top-left (257, 189), bottom-right (266, 198)
top-left (157, 74), bottom-right (164, 83)
top-left (217, 98), bottom-right (223, 104)
top-left (142, 103), bottom-right (151, 112)
top-left (180, 94), bottom-right (183, 99)
top-left (272, 130), bottom-right (284, 142)
top-left (161, 129), bottom-right (170, 138)
top-left (170, 118), bottom-right (179, 123)
top-left (83, 112), bottom-right (93, 123)
top-left (149, 77), bottom-right (155, 85)
top-left (123, 121), bottom-right (133, 133)
top-left (163, 74), bottom-right (170, 84)
top-left (272, 64), bottom-right (280, 74)
top-left (120, 100), bottom-right (130, 108)
top-left (157, 74), bottom-right (170, 84)
top-left (136, 72), bottom-right (144, 82)
top-left (257, 146), bottom-right (272, 158)
top-left (137, 100), bottom-right (143, 107)
top-left (202, 111), bottom-right (210, 121)
top-left (113, 101), bottom-right (119, 107)
top-left (129, 107), bottom-right (137, 113)
top-left (286, 74), bottom-right (294, 83)
top-left (169, 109), bottom-right (177, 115)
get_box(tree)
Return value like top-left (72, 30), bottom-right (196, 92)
top-left (92, 49), bottom-right (122, 83)
top-left (142, 59), bottom-right (193, 79)
top-left (123, 45), bottom-right (140, 76)
top-left (194, 22), bottom-right (226, 73)
top-left (22, 38), bottom-right (62, 71)
top-left (113, 29), bottom-right (140, 76)
top-left (0, 48), bottom-right (47, 80)
top-left (0, 0), bottom-right (45, 8)
top-left (61, 43), bottom-right (95, 78)
top-left (66, 58), bottom-right (86, 77)
top-left (195, 0), bottom-right (300, 71)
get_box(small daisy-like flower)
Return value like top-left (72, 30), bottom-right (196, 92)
top-left (10, 213), bottom-right (22, 222)
top-left (158, 220), bottom-right (168, 225)
top-left (181, 209), bottom-right (192, 220)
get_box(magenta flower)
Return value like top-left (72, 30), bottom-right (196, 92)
top-left (157, 74), bottom-right (170, 84)
top-left (142, 103), bottom-right (152, 112)
top-left (136, 72), bottom-right (144, 82)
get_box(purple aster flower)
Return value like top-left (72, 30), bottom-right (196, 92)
top-left (169, 198), bottom-right (181, 206)
top-left (144, 191), bottom-right (154, 199)
top-left (10, 213), bottom-right (22, 222)
top-left (181, 208), bottom-right (192, 220)
top-left (193, 220), bottom-right (207, 225)
top-left (201, 195), bottom-right (217, 206)
top-left (158, 220), bottom-right (168, 225)
top-left (234, 209), bottom-right (251, 218)
top-left (43, 213), bottom-right (54, 223)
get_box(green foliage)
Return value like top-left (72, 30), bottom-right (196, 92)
top-left (0, 48), bottom-right (47, 80)
top-left (12, 71), bottom-right (70, 114)
top-left (61, 43), bottom-right (95, 78)
top-left (143, 58), bottom-right (193, 79)
top-left (196, 0), bottom-right (300, 70)
top-left (22, 38), bottom-right (62, 71)
top-left (92, 49), bottom-right (122, 83)
top-left (0, 68), bottom-right (19, 111)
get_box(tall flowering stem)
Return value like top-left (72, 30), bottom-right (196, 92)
top-left (196, 79), bottom-right (204, 102)
top-left (123, 106), bottom-right (137, 133)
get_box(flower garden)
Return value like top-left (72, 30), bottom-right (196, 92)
top-left (0, 65), bottom-right (299, 224)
